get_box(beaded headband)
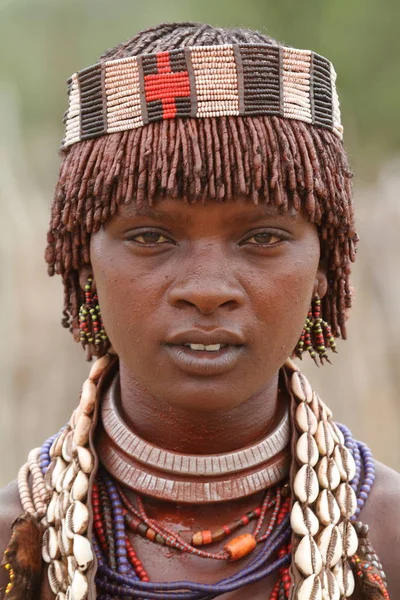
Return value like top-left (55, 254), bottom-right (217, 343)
top-left (62, 43), bottom-right (343, 149)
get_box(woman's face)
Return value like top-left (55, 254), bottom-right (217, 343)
top-left (89, 196), bottom-right (326, 412)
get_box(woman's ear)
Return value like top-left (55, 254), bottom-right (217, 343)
top-left (72, 265), bottom-right (94, 344)
top-left (315, 257), bottom-right (328, 299)
top-left (79, 264), bottom-right (96, 292)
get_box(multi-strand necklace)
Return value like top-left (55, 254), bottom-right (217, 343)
top-left (6, 355), bottom-right (389, 600)
top-left (93, 473), bottom-right (292, 599)
top-left (72, 429), bottom-right (376, 600)
top-left (33, 420), bottom-right (378, 600)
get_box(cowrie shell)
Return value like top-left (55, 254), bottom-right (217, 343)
top-left (48, 559), bottom-right (68, 594)
top-left (61, 462), bottom-right (79, 493)
top-left (73, 534), bottom-right (94, 572)
top-left (317, 524), bottom-right (343, 567)
top-left (296, 432), bottom-right (319, 466)
top-left (58, 523), bottom-right (72, 556)
top-left (67, 555), bottom-right (78, 581)
top-left (291, 371), bottom-right (313, 403)
top-left (62, 518), bottom-right (73, 552)
top-left (293, 464), bottom-right (319, 504)
top-left (290, 501), bottom-right (319, 536)
top-left (70, 471), bottom-right (89, 502)
top-left (65, 511), bottom-right (74, 541)
top-left (89, 354), bottom-right (110, 382)
top-left (70, 569), bottom-right (89, 600)
top-left (42, 526), bottom-right (59, 563)
top-left (45, 457), bottom-right (67, 492)
top-left (295, 402), bottom-right (318, 435)
top-left (47, 492), bottom-right (59, 525)
top-left (310, 391), bottom-right (320, 419)
top-left (66, 501), bottom-right (89, 536)
top-left (56, 470), bottom-right (67, 494)
top-left (328, 421), bottom-right (345, 446)
top-left (294, 534), bottom-right (323, 576)
top-left (317, 396), bottom-right (333, 419)
top-left (335, 483), bottom-right (357, 518)
top-left (73, 415), bottom-right (92, 448)
top-left (333, 558), bottom-right (356, 597)
top-left (316, 489), bottom-right (341, 526)
top-left (79, 379), bottom-right (97, 415)
top-left (62, 431), bottom-right (75, 463)
top-left (69, 407), bottom-right (80, 429)
top-left (339, 520), bottom-right (358, 557)
top-left (57, 490), bottom-right (72, 520)
top-left (320, 568), bottom-right (341, 600)
top-left (317, 457), bottom-right (341, 490)
top-left (50, 428), bottom-right (69, 459)
top-left (76, 447), bottom-right (94, 475)
top-left (333, 445), bottom-right (356, 482)
top-left (315, 421), bottom-right (335, 456)
top-left (297, 574), bottom-right (322, 600)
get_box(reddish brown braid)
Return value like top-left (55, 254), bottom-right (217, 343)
top-left (44, 23), bottom-right (357, 359)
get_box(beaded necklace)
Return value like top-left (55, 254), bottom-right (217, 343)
top-left (32, 422), bottom-right (380, 600)
top-left (92, 472), bottom-right (292, 598)
top-left (3, 356), bottom-right (390, 600)
top-left (117, 482), bottom-right (289, 553)
top-left (32, 424), bottom-right (378, 599)
top-left (90, 430), bottom-right (374, 599)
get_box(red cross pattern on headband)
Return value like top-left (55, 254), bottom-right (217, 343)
top-left (143, 51), bottom-right (191, 120)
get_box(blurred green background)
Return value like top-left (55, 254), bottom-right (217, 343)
top-left (1, 0), bottom-right (400, 485)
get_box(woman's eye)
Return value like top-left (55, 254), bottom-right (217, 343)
top-left (245, 232), bottom-right (284, 245)
top-left (132, 232), bottom-right (170, 244)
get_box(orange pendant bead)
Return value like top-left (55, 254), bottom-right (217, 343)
top-left (224, 533), bottom-right (257, 561)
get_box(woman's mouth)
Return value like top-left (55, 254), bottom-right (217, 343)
top-left (183, 342), bottom-right (226, 351)
top-left (164, 343), bottom-right (245, 376)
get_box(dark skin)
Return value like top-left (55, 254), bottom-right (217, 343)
top-left (0, 196), bottom-right (399, 599)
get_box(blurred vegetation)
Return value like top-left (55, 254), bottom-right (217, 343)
top-left (0, 0), bottom-right (399, 485)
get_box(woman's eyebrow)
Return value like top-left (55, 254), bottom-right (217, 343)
top-left (127, 207), bottom-right (183, 222)
top-left (126, 204), bottom-right (299, 223)
top-left (240, 206), bottom-right (299, 223)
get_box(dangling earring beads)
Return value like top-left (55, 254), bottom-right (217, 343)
top-left (296, 294), bottom-right (337, 365)
top-left (79, 277), bottom-right (108, 351)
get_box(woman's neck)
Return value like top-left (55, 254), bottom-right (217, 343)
top-left (117, 362), bottom-right (282, 455)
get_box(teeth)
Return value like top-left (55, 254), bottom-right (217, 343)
top-left (186, 343), bottom-right (224, 351)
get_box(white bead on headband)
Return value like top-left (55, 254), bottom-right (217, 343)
top-left (62, 43), bottom-right (343, 149)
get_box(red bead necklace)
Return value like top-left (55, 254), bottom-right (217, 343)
top-left (92, 474), bottom-right (292, 597)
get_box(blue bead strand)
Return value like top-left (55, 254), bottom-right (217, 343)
top-left (103, 472), bottom-right (135, 577)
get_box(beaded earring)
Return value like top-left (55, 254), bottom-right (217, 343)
top-left (78, 277), bottom-right (108, 352)
top-left (295, 294), bottom-right (337, 365)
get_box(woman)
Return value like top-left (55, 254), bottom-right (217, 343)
top-left (0, 21), bottom-right (399, 600)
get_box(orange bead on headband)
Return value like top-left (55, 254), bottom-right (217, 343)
top-left (62, 43), bottom-right (343, 149)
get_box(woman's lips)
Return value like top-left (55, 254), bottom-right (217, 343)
top-left (163, 344), bottom-right (245, 376)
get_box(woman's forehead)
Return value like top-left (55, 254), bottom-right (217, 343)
top-left (112, 197), bottom-right (301, 225)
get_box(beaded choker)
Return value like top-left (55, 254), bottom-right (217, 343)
top-left (62, 42), bottom-right (343, 149)
top-left (96, 371), bottom-right (291, 503)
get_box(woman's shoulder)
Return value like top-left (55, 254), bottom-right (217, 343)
top-left (0, 480), bottom-right (24, 594)
top-left (0, 479), bottom-right (23, 545)
top-left (358, 460), bottom-right (400, 598)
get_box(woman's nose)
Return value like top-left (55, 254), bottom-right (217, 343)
top-left (166, 262), bottom-right (246, 315)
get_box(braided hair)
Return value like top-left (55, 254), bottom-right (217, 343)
top-left (44, 22), bottom-right (357, 359)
